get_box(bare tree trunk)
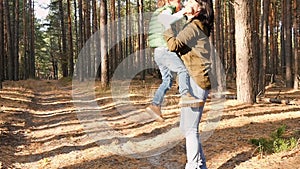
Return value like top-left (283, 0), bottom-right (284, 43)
top-left (228, 0), bottom-right (236, 78)
top-left (4, 0), bottom-right (14, 80)
top-left (0, 0), bottom-right (3, 88)
top-left (274, 0), bottom-right (279, 76)
top-left (117, 0), bottom-right (123, 71)
top-left (78, 0), bottom-right (84, 81)
top-left (22, 0), bottom-right (28, 79)
top-left (214, 0), bottom-right (221, 65)
top-left (252, 0), bottom-right (260, 96)
top-left (269, 2), bottom-right (275, 78)
top-left (125, 0), bottom-right (132, 78)
top-left (29, 0), bottom-right (35, 78)
top-left (67, 0), bottom-right (74, 77)
top-left (138, 0), bottom-right (145, 80)
top-left (73, 0), bottom-right (78, 61)
top-left (92, 0), bottom-right (98, 77)
top-left (219, 1), bottom-right (224, 66)
top-left (235, 0), bottom-right (256, 104)
top-left (281, 0), bottom-right (286, 77)
top-left (14, 0), bottom-right (19, 80)
top-left (84, 0), bottom-right (91, 78)
top-left (258, 0), bottom-right (269, 94)
top-left (100, 0), bottom-right (108, 87)
top-left (285, 0), bottom-right (293, 88)
top-left (293, 0), bottom-right (299, 89)
top-left (59, 0), bottom-right (68, 77)
top-left (110, 0), bottom-right (116, 78)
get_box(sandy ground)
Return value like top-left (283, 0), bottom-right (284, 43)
top-left (0, 79), bottom-right (299, 169)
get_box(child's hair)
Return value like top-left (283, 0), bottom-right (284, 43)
top-left (157, 0), bottom-right (167, 8)
top-left (156, 0), bottom-right (179, 8)
top-left (195, 0), bottom-right (214, 37)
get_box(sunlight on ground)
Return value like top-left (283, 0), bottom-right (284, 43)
top-left (0, 80), bottom-right (299, 169)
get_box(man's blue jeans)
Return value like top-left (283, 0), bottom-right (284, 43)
top-left (152, 47), bottom-right (189, 106)
top-left (180, 77), bottom-right (209, 169)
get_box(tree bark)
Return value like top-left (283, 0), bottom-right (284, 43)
top-left (117, 0), bottom-right (123, 74)
top-left (138, 0), bottom-right (145, 80)
top-left (78, 0), bottom-right (84, 81)
top-left (82, 0), bottom-right (91, 78)
top-left (293, 0), bottom-right (299, 89)
top-left (269, 2), bottom-right (276, 78)
top-left (92, 0), bottom-right (98, 77)
top-left (22, 0), bottom-right (28, 79)
top-left (234, 0), bottom-right (256, 104)
top-left (14, 0), bottom-right (19, 80)
top-left (252, 0), bottom-right (260, 96)
top-left (285, 0), bottom-right (293, 88)
top-left (258, 0), bottom-right (270, 95)
top-left (0, 0), bottom-right (3, 88)
top-left (228, 0), bottom-right (236, 78)
top-left (110, 0), bottom-right (116, 77)
top-left (100, 0), bottom-right (108, 87)
top-left (59, 0), bottom-right (68, 77)
top-left (4, 0), bottom-right (14, 80)
top-left (67, 0), bottom-right (74, 77)
top-left (29, 0), bottom-right (35, 78)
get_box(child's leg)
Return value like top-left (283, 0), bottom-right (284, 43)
top-left (163, 50), bottom-right (203, 107)
top-left (152, 48), bottom-right (174, 106)
top-left (163, 50), bottom-right (190, 96)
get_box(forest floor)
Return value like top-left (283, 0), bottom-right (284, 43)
top-left (0, 78), bottom-right (299, 169)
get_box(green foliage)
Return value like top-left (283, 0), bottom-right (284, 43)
top-left (250, 125), bottom-right (299, 154)
top-left (271, 124), bottom-right (286, 139)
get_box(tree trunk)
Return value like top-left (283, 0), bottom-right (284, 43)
top-left (29, 0), bottom-right (35, 78)
top-left (214, 0), bottom-right (221, 66)
top-left (110, 0), bottom-right (116, 78)
top-left (228, 0), bottom-right (236, 78)
top-left (59, 0), bottom-right (68, 77)
top-left (234, 0), bottom-right (256, 104)
top-left (138, 0), bottom-right (145, 80)
top-left (78, 0), bottom-right (84, 81)
top-left (73, 0), bottom-right (78, 63)
top-left (258, 0), bottom-right (270, 94)
top-left (4, 0), bottom-right (14, 80)
top-left (0, 0), bottom-right (3, 88)
top-left (100, 0), bottom-right (108, 87)
top-left (285, 0), bottom-right (293, 88)
top-left (83, 0), bottom-right (91, 78)
top-left (219, 1), bottom-right (224, 66)
top-left (117, 0), bottom-right (123, 73)
top-left (252, 0), bottom-right (260, 95)
top-left (92, 0), bottom-right (98, 77)
top-left (67, 0), bottom-right (74, 77)
top-left (125, 0), bottom-right (132, 78)
top-left (22, 0), bottom-right (28, 79)
top-left (294, 0), bottom-right (299, 89)
top-left (269, 2), bottom-right (275, 78)
top-left (274, 1), bottom-right (279, 76)
top-left (14, 0), bottom-right (19, 80)
top-left (281, 0), bottom-right (286, 77)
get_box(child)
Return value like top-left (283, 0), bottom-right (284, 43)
top-left (146, 0), bottom-right (203, 122)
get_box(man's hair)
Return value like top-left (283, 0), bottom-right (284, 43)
top-left (195, 0), bottom-right (214, 37)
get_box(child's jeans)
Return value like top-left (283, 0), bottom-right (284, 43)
top-left (152, 47), bottom-right (189, 106)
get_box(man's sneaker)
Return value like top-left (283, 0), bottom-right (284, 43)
top-left (145, 104), bottom-right (164, 122)
top-left (179, 93), bottom-right (205, 107)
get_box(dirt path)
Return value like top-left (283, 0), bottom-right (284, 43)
top-left (0, 80), bottom-right (299, 169)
